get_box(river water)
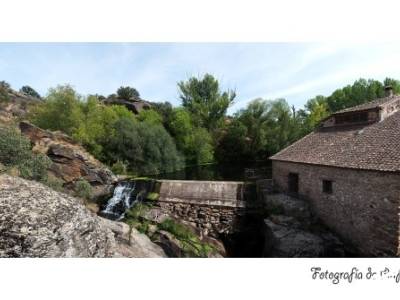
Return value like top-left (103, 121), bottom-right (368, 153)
top-left (153, 161), bottom-right (272, 181)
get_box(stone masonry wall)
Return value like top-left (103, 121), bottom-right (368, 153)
top-left (272, 160), bottom-right (400, 257)
top-left (155, 180), bottom-right (259, 237)
top-left (156, 201), bottom-right (245, 237)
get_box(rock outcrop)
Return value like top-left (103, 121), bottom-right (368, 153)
top-left (19, 121), bottom-right (117, 199)
top-left (263, 193), bottom-right (345, 257)
top-left (0, 174), bottom-right (166, 257)
top-left (0, 89), bottom-right (41, 125)
top-left (102, 97), bottom-right (151, 114)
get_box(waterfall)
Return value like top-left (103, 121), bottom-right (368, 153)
top-left (99, 179), bottom-right (155, 220)
top-left (100, 181), bottom-right (137, 220)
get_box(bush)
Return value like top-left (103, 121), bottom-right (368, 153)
top-left (146, 192), bottom-right (159, 201)
top-left (42, 175), bottom-right (65, 192)
top-left (20, 85), bottom-right (41, 99)
top-left (0, 81), bottom-right (10, 103)
top-left (117, 86), bottom-right (140, 100)
top-left (0, 127), bottom-right (32, 166)
top-left (158, 218), bottom-right (215, 257)
top-left (19, 153), bottom-right (52, 182)
top-left (0, 81), bottom-right (10, 90)
top-left (111, 160), bottom-right (128, 175)
top-left (158, 218), bottom-right (193, 240)
top-left (74, 179), bottom-right (92, 199)
top-left (0, 126), bottom-right (51, 182)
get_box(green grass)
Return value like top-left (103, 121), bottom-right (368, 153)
top-left (123, 204), bottom-right (217, 257)
top-left (157, 218), bottom-right (216, 257)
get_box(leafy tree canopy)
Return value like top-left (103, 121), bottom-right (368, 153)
top-left (20, 85), bottom-right (41, 99)
top-left (117, 86), bottom-right (140, 100)
top-left (178, 74), bottom-right (235, 131)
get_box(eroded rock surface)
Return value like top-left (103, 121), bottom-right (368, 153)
top-left (263, 193), bottom-right (345, 257)
top-left (0, 90), bottom-right (41, 125)
top-left (19, 121), bottom-right (117, 199)
top-left (0, 175), bottom-right (166, 257)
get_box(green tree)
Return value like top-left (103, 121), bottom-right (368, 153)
top-left (178, 74), bottom-right (236, 131)
top-left (236, 98), bottom-right (270, 158)
top-left (117, 86), bottom-right (140, 100)
top-left (215, 119), bottom-right (248, 163)
top-left (169, 108), bottom-right (214, 165)
top-left (29, 85), bottom-right (84, 136)
top-left (73, 96), bottom-right (136, 159)
top-left (302, 95), bottom-right (330, 132)
top-left (150, 101), bottom-right (174, 131)
top-left (325, 78), bottom-right (399, 112)
top-left (20, 85), bottom-right (41, 99)
top-left (137, 109), bottom-right (163, 125)
top-left (104, 117), bottom-right (183, 175)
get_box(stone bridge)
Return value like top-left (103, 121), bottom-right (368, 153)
top-left (153, 180), bottom-right (262, 237)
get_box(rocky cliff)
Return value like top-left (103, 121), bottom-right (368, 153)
top-left (0, 174), bottom-right (166, 257)
top-left (0, 89), bottom-right (41, 125)
top-left (19, 121), bottom-right (117, 199)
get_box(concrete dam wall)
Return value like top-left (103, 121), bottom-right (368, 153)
top-left (155, 180), bottom-right (260, 237)
top-left (157, 180), bottom-right (248, 207)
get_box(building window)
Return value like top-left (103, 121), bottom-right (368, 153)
top-left (322, 180), bottom-right (333, 194)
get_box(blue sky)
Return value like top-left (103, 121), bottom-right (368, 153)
top-left (1, 43), bottom-right (400, 114)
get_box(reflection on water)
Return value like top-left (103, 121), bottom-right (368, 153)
top-left (154, 160), bottom-right (272, 181)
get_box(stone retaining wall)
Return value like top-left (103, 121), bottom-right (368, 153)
top-left (155, 180), bottom-right (260, 236)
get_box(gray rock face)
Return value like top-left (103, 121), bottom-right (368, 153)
top-left (0, 175), bottom-right (166, 258)
top-left (264, 217), bottom-right (325, 257)
top-left (264, 193), bottom-right (312, 223)
top-left (263, 193), bottom-right (345, 257)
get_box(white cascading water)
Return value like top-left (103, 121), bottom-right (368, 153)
top-left (101, 181), bottom-right (136, 220)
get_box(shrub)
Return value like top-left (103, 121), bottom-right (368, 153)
top-left (146, 192), bottom-right (159, 201)
top-left (125, 202), bottom-right (150, 220)
top-left (74, 178), bottom-right (92, 199)
top-left (0, 127), bottom-right (32, 166)
top-left (19, 153), bottom-right (52, 182)
top-left (20, 85), bottom-right (41, 99)
top-left (0, 81), bottom-right (10, 103)
top-left (0, 126), bottom-right (51, 182)
top-left (111, 160), bottom-right (128, 175)
top-left (117, 86), bottom-right (140, 100)
top-left (158, 218), bottom-right (215, 257)
top-left (0, 81), bottom-right (10, 90)
top-left (43, 175), bottom-right (65, 192)
top-left (158, 218), bottom-right (194, 240)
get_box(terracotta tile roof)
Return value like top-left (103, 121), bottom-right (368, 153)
top-left (270, 110), bottom-right (400, 172)
top-left (334, 95), bottom-right (400, 114)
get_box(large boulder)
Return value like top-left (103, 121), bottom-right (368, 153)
top-left (264, 193), bottom-right (312, 223)
top-left (0, 174), bottom-right (166, 257)
top-left (102, 97), bottom-right (151, 114)
top-left (263, 216), bottom-right (325, 257)
top-left (263, 192), bottom-right (345, 257)
top-left (19, 121), bottom-right (117, 199)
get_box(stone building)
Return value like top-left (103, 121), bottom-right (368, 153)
top-left (270, 87), bottom-right (400, 257)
